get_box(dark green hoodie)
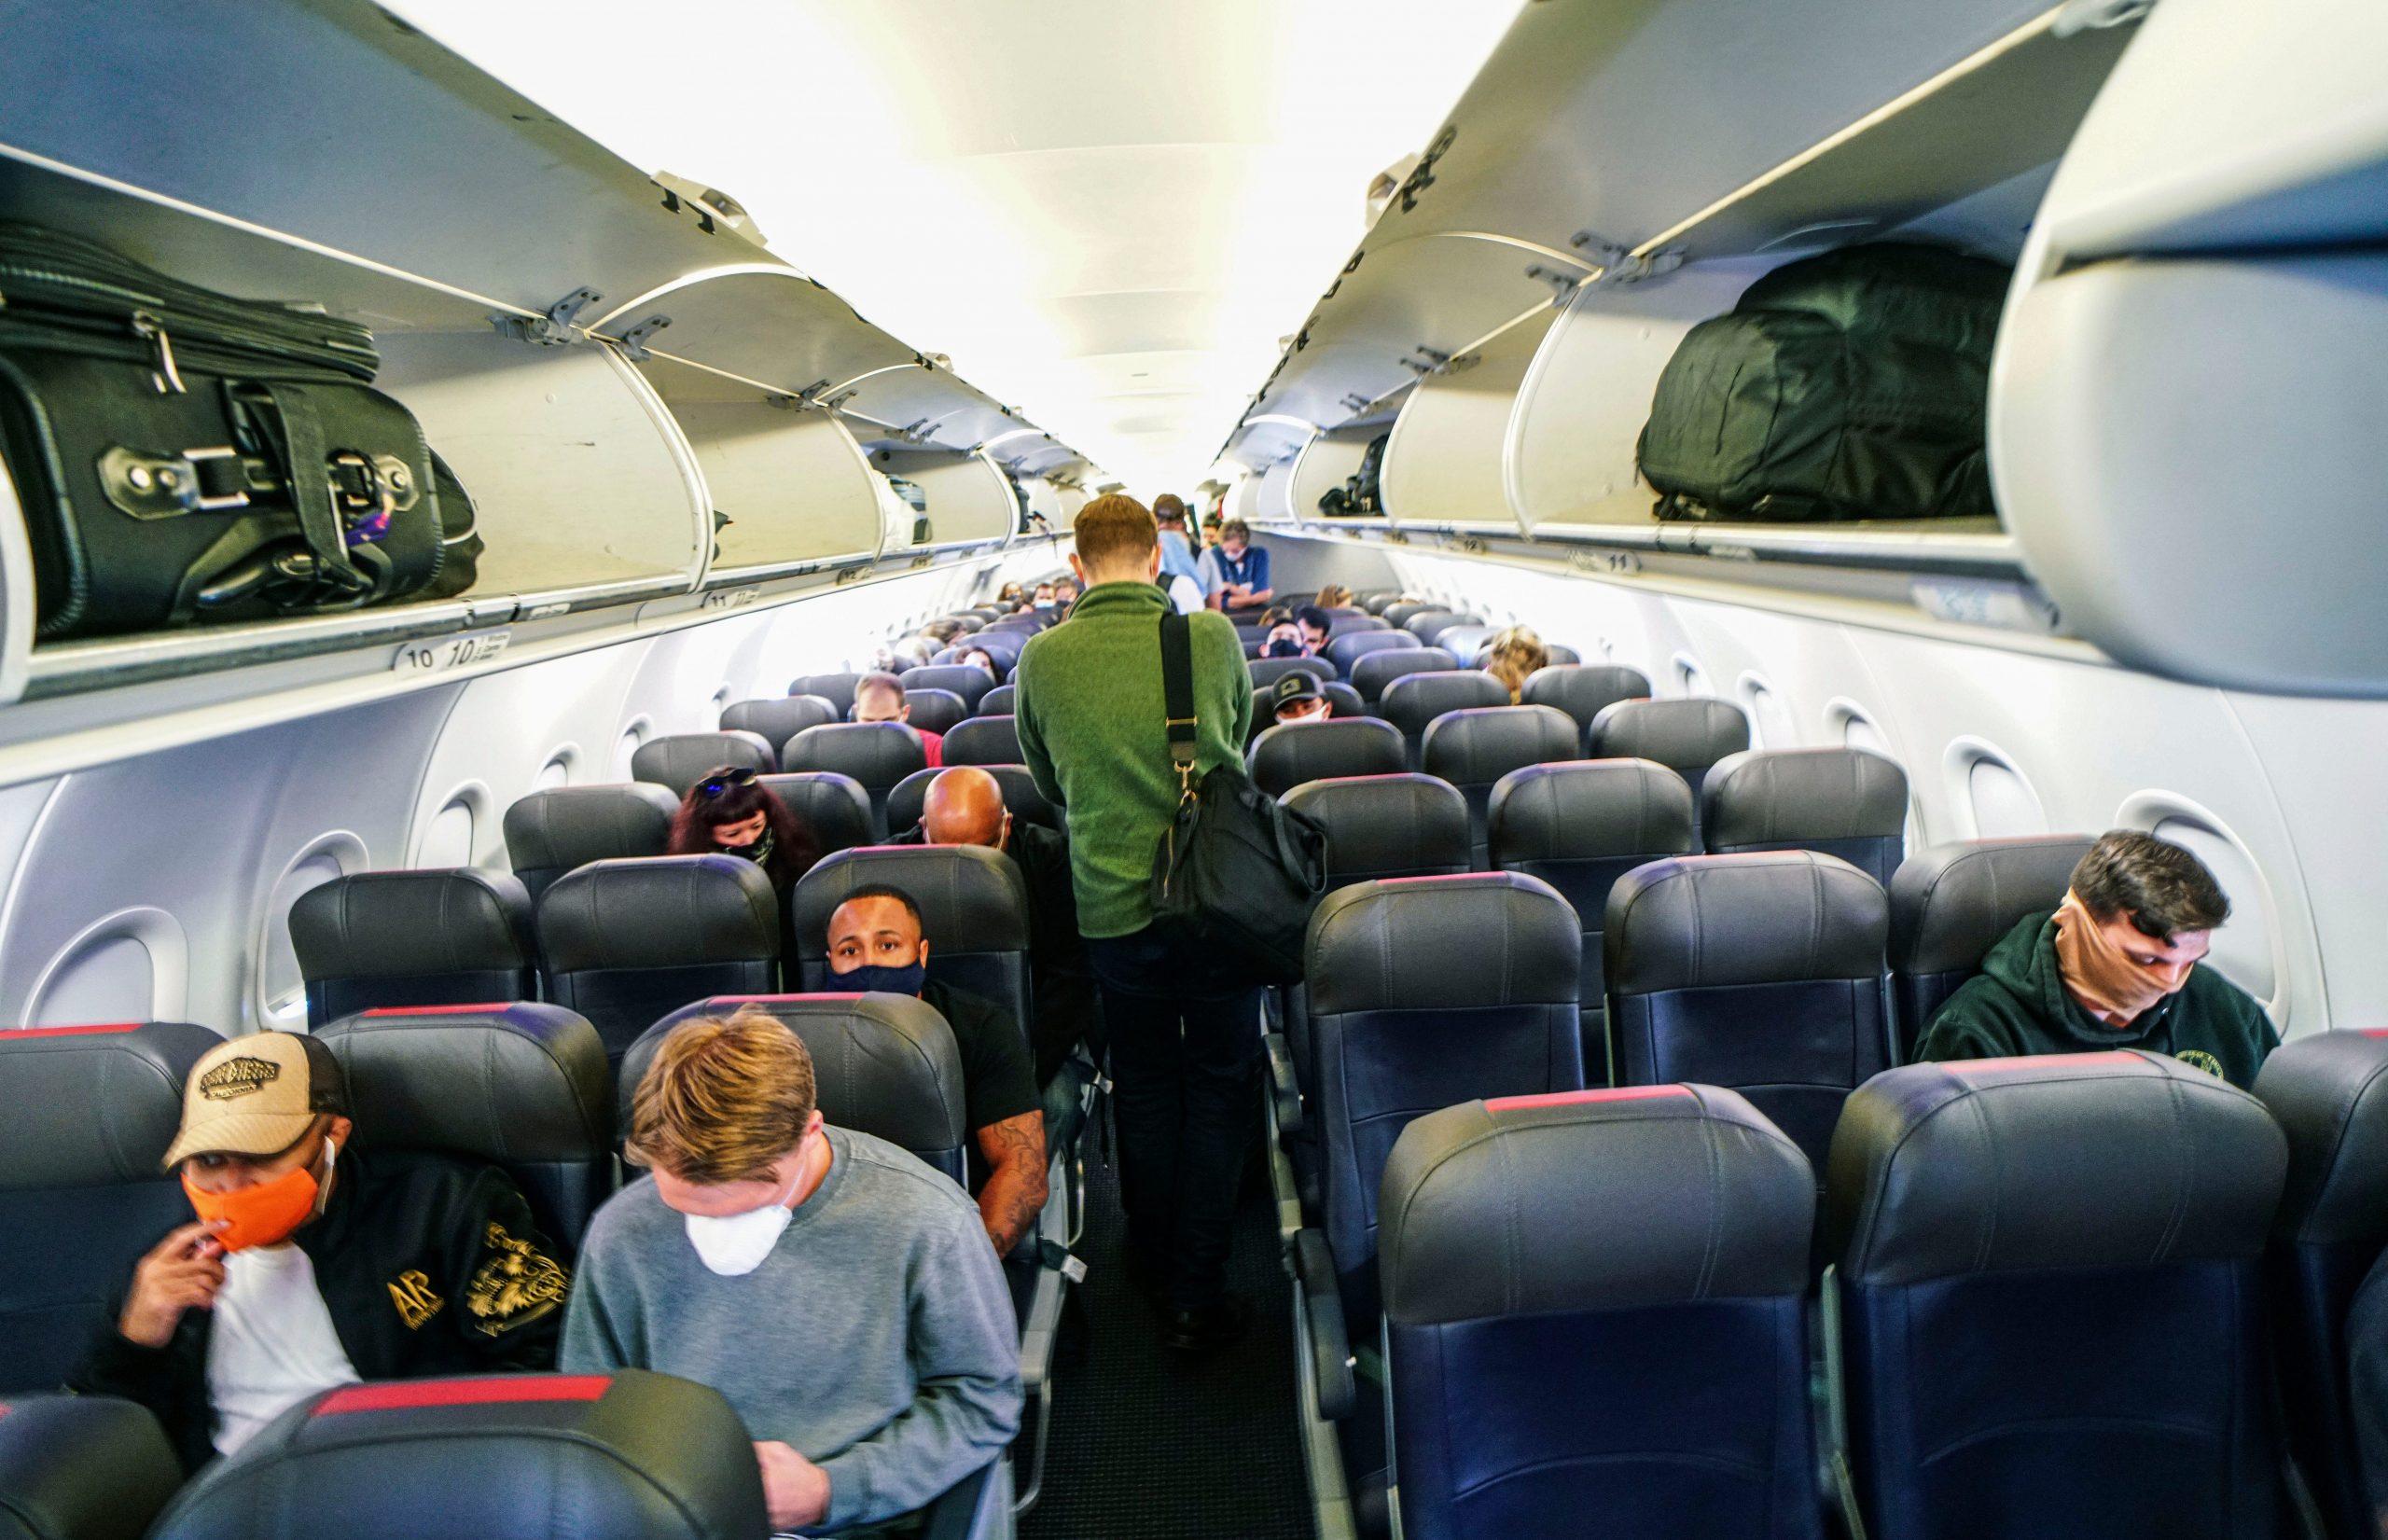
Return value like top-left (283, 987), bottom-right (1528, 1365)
top-left (1914, 909), bottom-right (2278, 1089)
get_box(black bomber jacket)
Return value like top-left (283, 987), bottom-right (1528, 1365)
top-left (68, 1147), bottom-right (569, 1472)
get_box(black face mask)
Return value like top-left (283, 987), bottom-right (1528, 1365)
top-left (720, 825), bottom-right (774, 867)
top-left (1262, 637), bottom-right (1305, 658)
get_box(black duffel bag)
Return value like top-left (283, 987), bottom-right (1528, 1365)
top-left (1636, 242), bottom-right (2010, 524)
top-left (0, 224), bottom-right (452, 639)
top-left (1149, 609), bottom-right (1328, 985)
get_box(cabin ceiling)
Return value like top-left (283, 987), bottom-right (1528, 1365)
top-left (383, 0), bottom-right (1521, 496)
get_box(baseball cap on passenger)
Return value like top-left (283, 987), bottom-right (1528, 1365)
top-left (1271, 673), bottom-right (1324, 712)
top-left (160, 1032), bottom-right (350, 1169)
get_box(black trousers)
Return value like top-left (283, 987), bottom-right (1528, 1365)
top-left (1086, 922), bottom-right (1263, 1312)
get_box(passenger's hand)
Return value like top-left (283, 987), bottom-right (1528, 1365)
top-left (754, 1440), bottom-right (831, 1531)
top-left (119, 1221), bottom-right (229, 1348)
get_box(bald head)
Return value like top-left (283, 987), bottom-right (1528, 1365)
top-left (922, 767), bottom-right (1008, 849)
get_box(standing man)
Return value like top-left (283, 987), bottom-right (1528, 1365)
top-left (1013, 494), bottom-right (1259, 1352)
top-left (1200, 518), bottom-right (1273, 615)
top-left (1152, 494), bottom-right (1208, 616)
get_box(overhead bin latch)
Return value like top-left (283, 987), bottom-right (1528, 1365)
top-left (1568, 231), bottom-right (1687, 290)
top-left (2052, 0), bottom-right (2155, 35)
top-left (1523, 264), bottom-right (1584, 307)
top-left (767, 379), bottom-right (837, 412)
top-left (1399, 345), bottom-right (1451, 377)
top-left (494, 286), bottom-right (602, 347)
top-left (615, 313), bottom-right (673, 361)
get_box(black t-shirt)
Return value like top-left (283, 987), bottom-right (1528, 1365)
top-left (919, 977), bottom-right (1040, 1136)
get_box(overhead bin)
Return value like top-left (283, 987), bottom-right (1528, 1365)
top-left (1288, 423), bottom-right (1394, 527)
top-left (862, 451), bottom-right (1020, 551)
top-left (1377, 312), bottom-right (1554, 532)
top-left (1990, 0), bottom-right (2388, 697)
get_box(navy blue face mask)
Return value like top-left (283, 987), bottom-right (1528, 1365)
top-left (835, 961), bottom-right (926, 998)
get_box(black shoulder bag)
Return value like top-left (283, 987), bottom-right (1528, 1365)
top-left (1148, 609), bottom-right (1329, 984)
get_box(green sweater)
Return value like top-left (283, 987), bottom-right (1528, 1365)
top-left (1914, 909), bottom-right (2279, 1089)
top-left (1014, 581), bottom-right (1254, 938)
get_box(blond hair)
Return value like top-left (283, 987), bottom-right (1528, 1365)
top-left (1073, 493), bottom-right (1159, 575)
top-left (630, 1009), bottom-right (816, 1184)
top-left (1483, 625), bottom-right (1549, 703)
top-left (1315, 583), bottom-right (1353, 608)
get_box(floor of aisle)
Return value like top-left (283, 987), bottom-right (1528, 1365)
top-left (1018, 1136), bottom-right (1312, 1540)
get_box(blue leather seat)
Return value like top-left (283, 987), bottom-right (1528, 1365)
top-left (886, 764), bottom-right (1057, 839)
top-left (624, 993), bottom-right (968, 1182)
top-left (978, 683), bottom-right (1016, 716)
top-left (1248, 717), bottom-right (1407, 798)
top-left (1379, 670), bottom-right (1507, 769)
top-left (782, 723), bottom-right (929, 839)
top-left (630, 730), bottom-right (778, 795)
top-left (757, 771), bottom-right (875, 859)
top-left (1701, 748), bottom-right (1910, 888)
top-left (1826, 1052), bottom-right (2289, 1540)
top-left (722, 694), bottom-right (839, 753)
top-left (789, 844), bottom-right (1033, 1045)
top-left (1519, 664), bottom-right (1649, 748)
top-left (317, 1001), bottom-right (611, 1255)
top-left (1606, 851), bottom-right (1889, 1172)
top-left (943, 715), bottom-right (1023, 769)
top-left (502, 784), bottom-right (680, 901)
top-left (0, 1020), bottom-right (219, 1393)
top-left (289, 868), bottom-right (536, 1027)
top-left (1324, 629), bottom-right (1421, 680)
top-left (1349, 646), bottom-right (1459, 704)
top-left (1404, 610), bottom-right (1477, 645)
top-left (787, 671), bottom-right (866, 718)
top-left (2253, 1031), bottom-right (2388, 1540)
top-left (535, 855), bottom-right (781, 1063)
top-left (1418, 705), bottom-right (1579, 867)
top-left (1587, 699), bottom-right (1750, 838)
top-left (1489, 759), bottom-right (1697, 1083)
top-left (1886, 836), bottom-right (2095, 1057)
top-left (901, 688), bottom-right (969, 739)
top-left (1382, 1087), bottom-right (1821, 1540)
top-left (900, 663), bottom-right (997, 714)
top-left (0, 1392), bottom-right (184, 1540)
top-left (1248, 657), bottom-right (1337, 691)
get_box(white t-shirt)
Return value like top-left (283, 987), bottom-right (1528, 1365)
top-left (205, 1243), bottom-right (361, 1455)
top-left (1165, 574), bottom-right (1205, 615)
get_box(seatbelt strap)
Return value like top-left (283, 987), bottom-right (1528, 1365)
top-left (1159, 609), bottom-right (1199, 804)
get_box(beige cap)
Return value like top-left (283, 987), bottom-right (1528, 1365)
top-left (160, 1032), bottom-right (349, 1170)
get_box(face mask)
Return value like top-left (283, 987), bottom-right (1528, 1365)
top-left (1034, 600), bottom-right (1055, 610)
top-left (2053, 891), bottom-right (2178, 1024)
top-left (719, 825), bottom-right (774, 867)
top-left (683, 1162), bottom-right (803, 1278)
top-left (184, 1137), bottom-right (333, 1253)
top-left (835, 960), bottom-right (927, 997)
top-left (1262, 638), bottom-right (1305, 659)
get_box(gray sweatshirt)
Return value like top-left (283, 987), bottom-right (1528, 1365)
top-left (560, 1128), bottom-right (1021, 1530)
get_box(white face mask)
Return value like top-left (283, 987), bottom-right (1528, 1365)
top-left (682, 1161), bottom-right (803, 1278)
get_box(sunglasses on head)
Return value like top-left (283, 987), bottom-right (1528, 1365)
top-left (696, 766), bottom-right (758, 798)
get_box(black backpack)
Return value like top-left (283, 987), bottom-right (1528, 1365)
top-left (1316, 431), bottom-right (1390, 519)
top-left (1636, 243), bottom-right (2010, 523)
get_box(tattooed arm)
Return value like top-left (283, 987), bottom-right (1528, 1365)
top-left (973, 1112), bottom-right (1048, 1256)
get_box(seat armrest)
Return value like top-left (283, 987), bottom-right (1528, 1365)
top-left (1294, 1227), bottom-right (1356, 1422)
top-left (1264, 1030), bottom-right (1303, 1134)
top-left (918, 1458), bottom-right (1004, 1540)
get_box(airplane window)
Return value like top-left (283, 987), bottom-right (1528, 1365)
top-left (2127, 805), bottom-right (2282, 1007)
top-left (416, 797), bottom-right (476, 869)
top-left (31, 930), bottom-right (152, 1027)
top-left (535, 751), bottom-right (576, 790)
top-left (256, 849), bottom-right (349, 1029)
top-left (1674, 655), bottom-right (1713, 697)
top-left (1966, 756), bottom-right (2046, 839)
top-left (1740, 674), bottom-right (1791, 750)
top-left (614, 718), bottom-right (652, 780)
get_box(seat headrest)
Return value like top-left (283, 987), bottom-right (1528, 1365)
top-left (150, 1370), bottom-right (766, 1540)
top-left (1701, 749), bottom-right (1909, 848)
top-left (1248, 658), bottom-right (1337, 689)
top-left (885, 765), bottom-right (1056, 838)
top-left (1283, 774), bottom-right (1470, 880)
top-left (1520, 664), bottom-right (1650, 726)
top-left (1379, 670), bottom-right (1507, 732)
top-left (1606, 852), bottom-right (1886, 992)
top-left (288, 869), bottom-right (532, 981)
top-left (1419, 705), bottom-right (1579, 784)
top-left (787, 673), bottom-right (864, 714)
top-left (0, 1392), bottom-right (184, 1540)
top-left (1307, 872), bottom-right (1581, 1016)
top-left (1326, 631), bottom-right (1422, 670)
top-left (0, 1021), bottom-right (220, 1188)
top-left (1489, 759), bottom-right (1695, 864)
top-left (720, 695), bottom-right (838, 751)
top-left (1887, 835), bottom-right (2097, 974)
top-left (1352, 648), bottom-right (1461, 700)
top-left (979, 684), bottom-right (1017, 715)
top-left (1587, 697), bottom-right (1750, 770)
top-left (318, 1003), bottom-right (609, 1162)
top-left (535, 856), bottom-right (780, 974)
top-left (1247, 717), bottom-right (1406, 797)
top-left (756, 772), bottom-right (872, 850)
top-left (898, 665), bottom-right (993, 705)
top-left (783, 723), bottom-right (929, 786)
top-left (901, 688), bottom-right (968, 736)
top-left (790, 844), bottom-right (1029, 960)
top-left (622, 993), bottom-right (965, 1159)
top-left (502, 784), bottom-right (680, 876)
top-left (1827, 1052), bottom-right (2287, 1287)
top-left (2254, 1031), bottom-right (2388, 1248)
top-left (1381, 1086), bottom-right (1814, 1325)
top-left (941, 715), bottom-right (1022, 767)
top-left (629, 731), bottom-right (777, 795)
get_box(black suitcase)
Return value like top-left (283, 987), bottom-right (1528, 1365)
top-left (1636, 243), bottom-right (2010, 524)
top-left (0, 225), bottom-right (452, 639)
top-left (1317, 431), bottom-right (1388, 518)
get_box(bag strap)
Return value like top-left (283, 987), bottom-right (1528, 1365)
top-left (237, 381), bottom-right (367, 590)
top-left (1159, 608), bottom-right (1200, 805)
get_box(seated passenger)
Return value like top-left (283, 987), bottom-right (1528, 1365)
top-left (894, 768), bottom-right (1100, 1151)
top-left (1483, 624), bottom-right (1548, 702)
top-left (1260, 618), bottom-right (1311, 659)
top-left (72, 1032), bottom-right (567, 1471)
top-left (854, 672), bottom-right (945, 767)
top-left (666, 765), bottom-right (821, 896)
top-left (1294, 604), bottom-right (1333, 654)
top-left (1052, 579), bottom-right (1080, 614)
top-left (1201, 518), bottom-right (1272, 613)
top-left (1916, 829), bottom-right (2279, 1088)
top-left (959, 645), bottom-right (999, 677)
top-left (1032, 582), bottom-right (1058, 610)
top-left (826, 886), bottom-right (1048, 1256)
top-left (564, 1010), bottom-right (1020, 1535)
top-left (1314, 583), bottom-right (1354, 609)
top-left (997, 581), bottom-right (1025, 608)
top-left (1270, 671), bottom-right (1333, 725)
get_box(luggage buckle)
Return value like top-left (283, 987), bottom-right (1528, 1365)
top-left (98, 445), bottom-right (256, 519)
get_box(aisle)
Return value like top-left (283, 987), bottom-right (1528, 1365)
top-left (1020, 1140), bottom-right (1312, 1539)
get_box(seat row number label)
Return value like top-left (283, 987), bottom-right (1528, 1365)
top-left (392, 630), bottom-right (512, 674)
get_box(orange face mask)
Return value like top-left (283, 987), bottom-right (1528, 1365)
top-left (181, 1140), bottom-right (332, 1252)
top-left (2053, 891), bottom-right (2176, 1026)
